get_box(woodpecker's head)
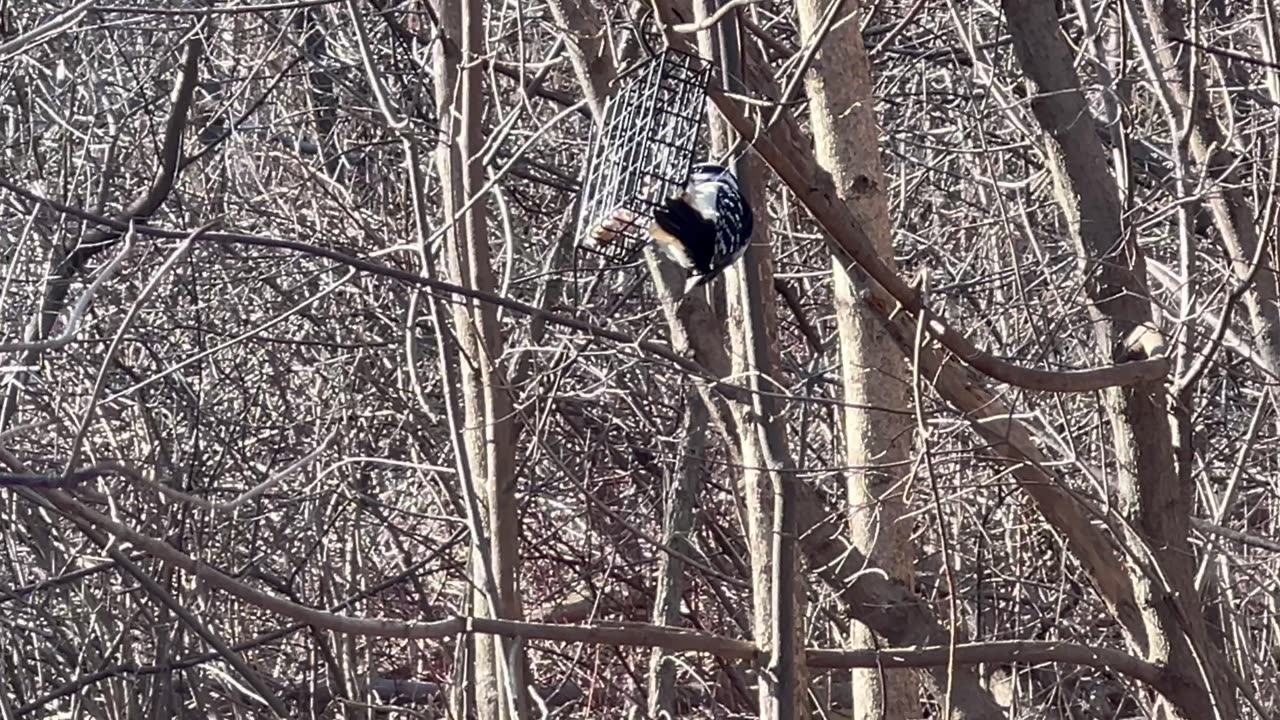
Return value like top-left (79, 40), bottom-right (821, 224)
top-left (688, 163), bottom-right (736, 189)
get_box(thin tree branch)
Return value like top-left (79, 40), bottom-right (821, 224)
top-left (806, 640), bottom-right (1166, 689)
top-left (0, 179), bottom-right (762, 404)
top-left (708, 89), bottom-right (1171, 392)
top-left (0, 0), bottom-right (94, 58)
top-left (28, 487), bottom-right (1179, 700)
top-left (2, 34), bottom-right (202, 428)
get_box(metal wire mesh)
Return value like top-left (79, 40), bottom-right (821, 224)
top-left (575, 48), bottom-right (712, 265)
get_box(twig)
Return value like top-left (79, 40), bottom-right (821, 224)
top-left (62, 223), bottom-right (212, 472)
top-left (32, 486), bottom-right (1184, 698)
top-left (0, 467), bottom-right (108, 489)
top-left (55, 498), bottom-right (291, 716)
top-left (806, 640), bottom-right (1165, 688)
top-left (0, 0), bottom-right (95, 58)
top-left (0, 228), bottom-right (136, 353)
top-left (0, 178), bottom-right (757, 403)
top-left (649, 0), bottom-right (1170, 392)
top-left (671, 0), bottom-right (764, 33)
top-left (709, 90), bottom-right (1172, 392)
top-left (2, 35), bottom-right (202, 428)
top-left (1165, 31), bottom-right (1280, 71)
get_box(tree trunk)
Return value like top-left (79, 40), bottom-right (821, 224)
top-left (1001, 1), bottom-right (1238, 717)
top-left (795, 1), bottom-right (921, 717)
top-left (431, 0), bottom-right (525, 717)
top-left (647, 394), bottom-right (709, 718)
top-left (544, 0), bottom-right (612, 122)
top-left (695, 4), bottom-right (806, 717)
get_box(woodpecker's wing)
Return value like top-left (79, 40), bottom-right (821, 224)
top-left (647, 166), bottom-right (756, 294)
top-left (679, 187), bottom-right (753, 294)
top-left (711, 183), bottom-right (753, 267)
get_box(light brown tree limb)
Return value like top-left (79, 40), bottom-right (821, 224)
top-left (807, 641), bottom-right (1165, 688)
top-left (45, 486), bottom-right (761, 655)
top-left (706, 91), bottom-right (1170, 393)
top-left (32, 487), bottom-right (1173, 698)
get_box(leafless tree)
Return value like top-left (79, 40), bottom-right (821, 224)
top-left (2, 1), bottom-right (1280, 719)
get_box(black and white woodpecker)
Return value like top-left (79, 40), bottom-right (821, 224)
top-left (1115, 321), bottom-right (1166, 363)
top-left (648, 162), bottom-right (754, 294)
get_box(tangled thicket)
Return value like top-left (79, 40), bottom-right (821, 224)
top-left (2, 1), bottom-right (1279, 718)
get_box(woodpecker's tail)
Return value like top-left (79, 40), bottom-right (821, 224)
top-left (682, 268), bottom-right (723, 295)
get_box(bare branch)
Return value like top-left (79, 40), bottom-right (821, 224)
top-left (0, 0), bottom-right (94, 59)
top-left (807, 641), bottom-right (1165, 688)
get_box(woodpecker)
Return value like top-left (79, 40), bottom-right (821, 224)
top-left (1115, 322), bottom-right (1166, 363)
top-left (648, 163), bottom-right (754, 294)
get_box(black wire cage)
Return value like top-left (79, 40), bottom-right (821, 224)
top-left (574, 48), bottom-right (713, 266)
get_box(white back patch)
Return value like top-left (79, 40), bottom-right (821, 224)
top-left (687, 182), bottom-right (721, 218)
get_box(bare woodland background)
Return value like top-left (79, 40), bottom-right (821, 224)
top-left (2, 0), bottom-right (1280, 718)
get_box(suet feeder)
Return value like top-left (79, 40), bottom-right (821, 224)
top-left (575, 48), bottom-right (713, 265)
